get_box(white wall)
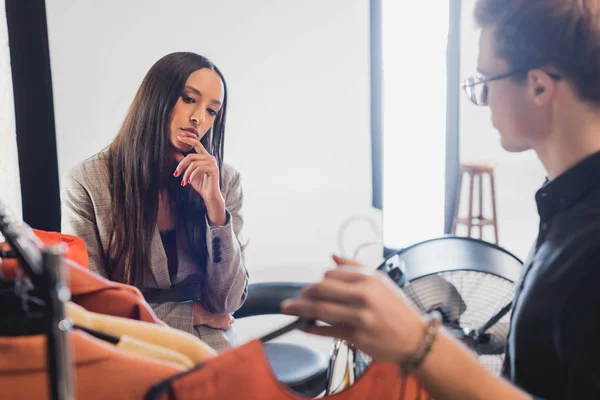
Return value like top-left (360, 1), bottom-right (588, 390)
top-left (46, 0), bottom-right (383, 286)
top-left (0, 0), bottom-right (22, 224)
top-left (459, 0), bottom-right (546, 261)
top-left (381, 1), bottom-right (449, 249)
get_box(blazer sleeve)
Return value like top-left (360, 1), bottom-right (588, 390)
top-left (202, 167), bottom-right (249, 314)
top-left (60, 169), bottom-right (109, 278)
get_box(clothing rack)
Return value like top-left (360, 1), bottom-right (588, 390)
top-left (0, 201), bottom-right (74, 400)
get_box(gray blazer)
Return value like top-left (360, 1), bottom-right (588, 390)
top-left (60, 152), bottom-right (249, 351)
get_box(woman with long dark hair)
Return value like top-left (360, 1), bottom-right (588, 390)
top-left (61, 52), bottom-right (248, 350)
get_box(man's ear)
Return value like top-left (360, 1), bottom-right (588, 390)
top-left (528, 69), bottom-right (556, 106)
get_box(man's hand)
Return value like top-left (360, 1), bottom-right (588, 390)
top-left (332, 254), bottom-right (363, 267)
top-left (281, 268), bottom-right (426, 363)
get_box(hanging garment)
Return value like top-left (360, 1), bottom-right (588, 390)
top-left (66, 259), bottom-right (164, 324)
top-left (74, 324), bottom-right (195, 370)
top-left (0, 330), bottom-right (183, 400)
top-left (116, 335), bottom-right (195, 369)
top-left (1, 256), bottom-right (163, 325)
top-left (32, 229), bottom-right (90, 268)
top-left (145, 339), bottom-right (429, 400)
top-left (67, 302), bottom-right (216, 364)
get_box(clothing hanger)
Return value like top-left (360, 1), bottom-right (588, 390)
top-left (0, 207), bottom-right (44, 285)
top-left (73, 324), bottom-right (120, 344)
top-left (0, 200), bottom-right (74, 400)
top-left (144, 317), bottom-right (316, 400)
top-left (259, 317), bottom-right (315, 343)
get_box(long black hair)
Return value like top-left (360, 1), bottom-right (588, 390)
top-left (106, 52), bottom-right (228, 287)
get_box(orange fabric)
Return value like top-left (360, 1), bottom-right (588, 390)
top-left (0, 258), bottom-right (18, 279)
top-left (166, 340), bottom-right (429, 399)
top-left (72, 282), bottom-right (164, 325)
top-left (32, 229), bottom-right (89, 269)
top-left (1, 257), bottom-right (164, 325)
top-left (0, 330), bottom-right (183, 400)
top-left (1, 230), bottom-right (162, 324)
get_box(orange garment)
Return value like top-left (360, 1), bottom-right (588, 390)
top-left (0, 257), bottom-right (163, 325)
top-left (32, 229), bottom-right (89, 269)
top-left (0, 330), bottom-right (183, 400)
top-left (66, 259), bottom-right (165, 325)
top-left (149, 339), bottom-right (429, 400)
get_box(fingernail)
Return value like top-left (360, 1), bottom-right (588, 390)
top-left (187, 178), bottom-right (191, 184)
top-left (177, 135), bottom-right (183, 141)
top-left (173, 170), bottom-right (179, 177)
top-left (181, 180), bottom-right (185, 186)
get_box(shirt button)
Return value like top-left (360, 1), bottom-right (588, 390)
top-left (540, 192), bottom-right (548, 198)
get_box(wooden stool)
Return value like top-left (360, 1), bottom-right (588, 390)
top-left (452, 163), bottom-right (499, 245)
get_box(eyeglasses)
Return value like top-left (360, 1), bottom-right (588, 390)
top-left (462, 70), bottom-right (562, 106)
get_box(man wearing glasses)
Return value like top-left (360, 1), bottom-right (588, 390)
top-left (282, 0), bottom-right (600, 399)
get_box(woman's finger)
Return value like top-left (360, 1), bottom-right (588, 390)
top-left (205, 314), bottom-right (233, 330)
top-left (187, 168), bottom-right (206, 188)
top-left (180, 161), bottom-right (196, 186)
top-left (183, 161), bottom-right (218, 186)
top-left (174, 154), bottom-right (213, 178)
top-left (177, 135), bottom-right (210, 155)
top-left (181, 161), bottom-right (208, 185)
top-left (188, 162), bottom-right (218, 183)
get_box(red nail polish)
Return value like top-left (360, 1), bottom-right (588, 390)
top-left (173, 170), bottom-right (179, 177)
top-left (181, 180), bottom-right (185, 186)
top-left (188, 178), bottom-right (191, 184)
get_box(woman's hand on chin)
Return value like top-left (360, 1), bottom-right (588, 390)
top-left (173, 136), bottom-right (227, 225)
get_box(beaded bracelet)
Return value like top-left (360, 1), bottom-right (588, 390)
top-left (400, 311), bottom-right (442, 376)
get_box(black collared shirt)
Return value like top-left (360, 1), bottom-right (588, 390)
top-left (502, 151), bottom-right (600, 399)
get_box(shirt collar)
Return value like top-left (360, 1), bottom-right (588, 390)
top-left (535, 150), bottom-right (600, 220)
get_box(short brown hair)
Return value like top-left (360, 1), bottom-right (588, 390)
top-left (475, 0), bottom-right (600, 103)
